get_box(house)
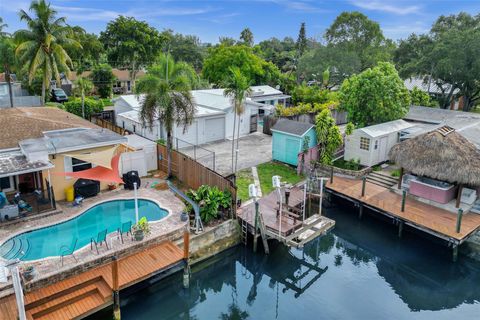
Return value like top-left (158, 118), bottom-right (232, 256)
top-left (344, 119), bottom-right (414, 167)
top-left (271, 119), bottom-right (317, 166)
top-left (0, 107), bottom-right (127, 203)
top-left (113, 85), bottom-right (287, 146)
top-left (404, 77), bottom-right (462, 110)
top-left (69, 69), bottom-right (146, 95)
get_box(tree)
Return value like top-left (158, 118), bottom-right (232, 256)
top-left (203, 45), bottom-right (280, 86)
top-left (223, 67), bottom-right (252, 173)
top-left (91, 63), bottom-right (115, 98)
top-left (100, 16), bottom-right (165, 88)
top-left (325, 11), bottom-right (393, 69)
top-left (153, 53), bottom-right (204, 89)
top-left (136, 55), bottom-right (196, 177)
top-left (74, 77), bottom-right (93, 118)
top-left (62, 97), bottom-right (103, 118)
top-left (339, 62), bottom-right (410, 127)
top-left (296, 22), bottom-right (307, 56)
top-left (410, 86), bottom-right (437, 107)
top-left (394, 13), bottom-right (480, 111)
top-left (315, 109), bottom-right (343, 165)
top-left (14, 0), bottom-right (80, 104)
top-left (0, 37), bottom-right (17, 107)
top-left (0, 17), bottom-right (9, 37)
top-left (161, 30), bottom-right (206, 70)
top-left (218, 36), bottom-right (236, 46)
top-left (239, 28), bottom-right (254, 47)
top-left (67, 26), bottom-right (104, 72)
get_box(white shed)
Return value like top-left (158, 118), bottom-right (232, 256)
top-left (344, 119), bottom-right (414, 167)
top-left (121, 134), bottom-right (158, 177)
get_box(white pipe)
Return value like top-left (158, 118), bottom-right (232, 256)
top-left (11, 265), bottom-right (26, 320)
top-left (134, 182), bottom-right (139, 224)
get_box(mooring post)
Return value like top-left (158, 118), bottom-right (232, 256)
top-left (330, 166), bottom-right (334, 184)
top-left (285, 189), bottom-right (290, 207)
top-left (452, 245), bottom-right (459, 262)
top-left (253, 201), bottom-right (260, 253)
top-left (361, 176), bottom-right (366, 197)
top-left (358, 203), bottom-right (364, 220)
top-left (398, 220), bottom-right (404, 238)
top-left (401, 190), bottom-right (406, 212)
top-left (112, 256), bottom-right (121, 320)
top-left (183, 230), bottom-right (191, 289)
top-left (456, 208), bottom-right (463, 233)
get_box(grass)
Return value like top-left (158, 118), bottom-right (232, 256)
top-left (236, 169), bottom-right (254, 202)
top-left (257, 162), bottom-right (303, 196)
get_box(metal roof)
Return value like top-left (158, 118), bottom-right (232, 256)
top-left (0, 150), bottom-right (53, 178)
top-left (271, 119), bottom-right (314, 137)
top-left (404, 77), bottom-right (459, 95)
top-left (359, 119), bottom-right (414, 138)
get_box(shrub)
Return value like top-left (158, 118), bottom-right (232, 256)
top-left (275, 101), bottom-right (339, 117)
top-left (186, 185), bottom-right (232, 224)
top-left (391, 169), bottom-right (401, 177)
top-left (333, 158), bottom-right (362, 171)
top-left (63, 98), bottom-right (104, 118)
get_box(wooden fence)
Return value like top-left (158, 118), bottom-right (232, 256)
top-left (157, 144), bottom-right (237, 204)
top-left (91, 116), bottom-right (130, 136)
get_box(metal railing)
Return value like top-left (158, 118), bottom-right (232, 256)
top-left (174, 137), bottom-right (216, 171)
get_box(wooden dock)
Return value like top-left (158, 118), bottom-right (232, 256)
top-left (325, 176), bottom-right (480, 249)
top-left (0, 240), bottom-right (184, 320)
top-left (238, 185), bottom-right (335, 249)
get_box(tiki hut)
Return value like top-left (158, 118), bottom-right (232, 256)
top-left (389, 126), bottom-right (480, 208)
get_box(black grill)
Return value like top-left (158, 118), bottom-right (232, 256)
top-left (74, 179), bottom-right (100, 198)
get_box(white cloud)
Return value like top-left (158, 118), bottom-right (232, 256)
top-left (270, 0), bottom-right (330, 13)
top-left (351, 1), bottom-right (421, 15)
top-left (383, 22), bottom-right (429, 39)
top-left (200, 12), bottom-right (241, 24)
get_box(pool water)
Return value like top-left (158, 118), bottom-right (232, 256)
top-left (0, 199), bottom-right (168, 261)
top-left (89, 203), bottom-right (480, 320)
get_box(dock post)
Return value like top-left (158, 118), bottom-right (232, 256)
top-left (401, 190), bottom-right (406, 212)
top-left (183, 230), bottom-right (191, 289)
top-left (361, 176), bottom-right (366, 197)
top-left (112, 256), bottom-right (121, 320)
top-left (330, 166), bottom-right (334, 184)
top-left (452, 245), bottom-right (459, 262)
top-left (456, 209), bottom-right (463, 233)
top-left (253, 201), bottom-right (259, 253)
top-left (398, 221), bottom-right (404, 238)
top-left (358, 203), bottom-right (364, 220)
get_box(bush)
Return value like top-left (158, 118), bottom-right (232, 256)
top-left (63, 98), bottom-right (104, 118)
top-left (91, 64), bottom-right (116, 98)
top-left (275, 101), bottom-right (339, 117)
top-left (333, 158), bottom-right (362, 171)
top-left (291, 84), bottom-right (339, 104)
top-left (391, 169), bottom-right (401, 177)
top-left (186, 185), bottom-right (232, 224)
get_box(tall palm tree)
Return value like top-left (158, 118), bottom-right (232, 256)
top-left (14, 0), bottom-right (79, 104)
top-left (223, 67), bottom-right (252, 174)
top-left (136, 54), bottom-right (196, 178)
top-left (0, 18), bottom-right (9, 37)
top-left (74, 77), bottom-right (93, 118)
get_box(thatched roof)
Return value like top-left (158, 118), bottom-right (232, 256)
top-left (389, 126), bottom-right (480, 185)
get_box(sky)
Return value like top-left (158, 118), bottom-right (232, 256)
top-left (1, 0), bottom-right (479, 43)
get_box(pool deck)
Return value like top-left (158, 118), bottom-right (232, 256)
top-left (325, 176), bottom-right (480, 245)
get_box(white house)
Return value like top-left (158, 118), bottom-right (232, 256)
top-left (344, 120), bottom-right (414, 167)
top-left (114, 85), bottom-right (287, 146)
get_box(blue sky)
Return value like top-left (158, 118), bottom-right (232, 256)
top-left (1, 1), bottom-right (479, 43)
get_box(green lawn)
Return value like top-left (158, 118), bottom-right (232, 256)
top-left (257, 162), bottom-right (303, 195)
top-left (236, 169), bottom-right (254, 202)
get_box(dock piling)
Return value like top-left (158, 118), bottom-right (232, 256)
top-left (253, 201), bottom-right (259, 253)
top-left (183, 230), bottom-right (191, 289)
top-left (361, 177), bottom-right (366, 197)
top-left (401, 190), bottom-right (406, 212)
top-left (398, 221), bottom-right (404, 238)
top-left (112, 256), bottom-right (121, 320)
top-left (456, 209), bottom-right (463, 233)
top-left (358, 203), bottom-right (364, 220)
top-left (330, 166), bottom-right (334, 184)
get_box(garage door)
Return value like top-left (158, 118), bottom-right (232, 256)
top-left (204, 117), bottom-right (225, 143)
top-left (176, 121), bottom-right (198, 146)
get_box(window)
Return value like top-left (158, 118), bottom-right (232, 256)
top-left (360, 137), bottom-right (370, 151)
top-left (0, 176), bottom-right (14, 191)
top-left (127, 81), bottom-right (131, 91)
top-left (374, 140), bottom-right (378, 150)
top-left (71, 158), bottom-right (92, 172)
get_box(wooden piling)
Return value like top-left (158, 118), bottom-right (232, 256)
top-left (253, 201), bottom-right (259, 253)
top-left (330, 166), bottom-right (334, 184)
top-left (183, 230), bottom-right (191, 289)
top-left (397, 167), bottom-right (404, 189)
top-left (401, 190), bottom-right (406, 212)
top-left (456, 209), bottom-right (463, 233)
top-left (112, 256), bottom-right (120, 320)
top-left (361, 177), bottom-right (366, 197)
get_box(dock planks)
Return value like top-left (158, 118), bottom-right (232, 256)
top-left (0, 240), bottom-right (184, 320)
top-left (326, 176), bottom-right (480, 243)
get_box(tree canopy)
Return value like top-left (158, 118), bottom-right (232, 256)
top-left (315, 109), bottom-right (343, 165)
top-left (91, 63), bottom-right (115, 98)
top-left (339, 62), bottom-right (410, 127)
top-left (239, 28), bottom-right (254, 47)
top-left (161, 29), bottom-right (206, 71)
top-left (296, 22), bottom-right (307, 56)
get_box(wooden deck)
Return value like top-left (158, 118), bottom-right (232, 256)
top-left (326, 176), bottom-right (480, 244)
top-left (0, 240), bottom-right (184, 320)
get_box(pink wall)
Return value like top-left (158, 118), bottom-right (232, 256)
top-left (409, 180), bottom-right (457, 204)
top-left (297, 146), bottom-right (319, 175)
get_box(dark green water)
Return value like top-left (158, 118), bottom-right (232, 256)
top-left (91, 204), bottom-right (480, 320)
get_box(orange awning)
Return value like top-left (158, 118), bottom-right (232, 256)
top-left (55, 154), bottom-right (123, 184)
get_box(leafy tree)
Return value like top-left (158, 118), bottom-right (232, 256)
top-left (345, 122), bottom-right (355, 136)
top-left (153, 53), bottom-right (204, 89)
top-left (223, 67), bottom-right (252, 173)
top-left (218, 36), bottom-right (236, 46)
top-left (296, 22), bottom-right (307, 56)
top-left (99, 16), bottom-right (165, 87)
top-left (14, 0), bottom-right (80, 104)
top-left (410, 86), bottom-right (437, 107)
top-left (257, 37), bottom-right (296, 72)
top-left (62, 97), bottom-right (103, 118)
top-left (136, 56), bottom-right (196, 178)
top-left (91, 63), bottom-right (115, 98)
top-left (291, 84), bottom-right (339, 105)
top-left (315, 109), bottom-right (343, 165)
top-left (0, 37), bottom-right (17, 107)
top-left (203, 45), bottom-right (280, 86)
top-left (67, 26), bottom-right (104, 72)
top-left (161, 30), bottom-right (206, 70)
top-left (394, 13), bottom-right (480, 110)
top-left (325, 11), bottom-right (393, 69)
top-left (339, 62), bottom-right (410, 127)
top-left (239, 28), bottom-right (254, 47)
top-left (73, 77), bottom-right (94, 118)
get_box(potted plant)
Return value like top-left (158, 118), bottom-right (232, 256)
top-left (108, 183), bottom-right (117, 190)
top-left (180, 211), bottom-right (189, 222)
top-left (22, 265), bottom-right (35, 281)
top-left (132, 217), bottom-right (150, 241)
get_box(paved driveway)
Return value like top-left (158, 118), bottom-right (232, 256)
top-left (181, 132), bottom-right (272, 176)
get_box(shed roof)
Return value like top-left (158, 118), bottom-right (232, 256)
top-left (404, 77), bottom-right (459, 95)
top-left (271, 119), bottom-right (314, 137)
top-left (359, 119), bottom-right (414, 138)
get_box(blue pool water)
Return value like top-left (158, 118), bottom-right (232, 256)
top-left (0, 199), bottom-right (168, 261)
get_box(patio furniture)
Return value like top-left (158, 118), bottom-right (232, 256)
top-left (90, 229), bottom-right (109, 254)
top-left (60, 238), bottom-right (78, 266)
top-left (118, 221), bottom-right (132, 244)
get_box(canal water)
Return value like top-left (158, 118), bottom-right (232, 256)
top-left (90, 204), bottom-right (480, 320)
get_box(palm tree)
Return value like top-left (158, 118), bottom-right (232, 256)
top-left (14, 0), bottom-right (79, 104)
top-left (74, 77), bottom-right (93, 118)
top-left (0, 18), bottom-right (9, 37)
top-left (0, 37), bottom-right (17, 108)
top-left (136, 54), bottom-right (196, 178)
top-left (223, 67), bottom-right (252, 174)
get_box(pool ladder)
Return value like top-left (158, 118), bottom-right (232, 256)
top-left (241, 210), bottom-right (250, 246)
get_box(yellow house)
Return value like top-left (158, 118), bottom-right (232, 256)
top-left (0, 107), bottom-right (126, 210)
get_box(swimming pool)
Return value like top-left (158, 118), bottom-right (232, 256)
top-left (0, 199), bottom-right (169, 261)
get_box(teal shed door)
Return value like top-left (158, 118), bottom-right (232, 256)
top-left (285, 138), bottom-right (299, 165)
